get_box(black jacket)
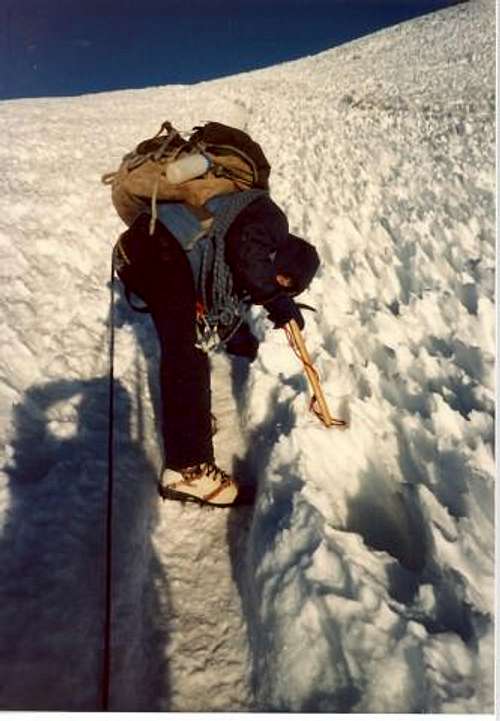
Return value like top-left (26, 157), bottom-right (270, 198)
top-left (224, 195), bottom-right (320, 310)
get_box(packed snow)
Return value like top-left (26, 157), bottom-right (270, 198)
top-left (0, 0), bottom-right (495, 714)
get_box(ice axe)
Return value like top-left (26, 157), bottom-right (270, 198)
top-left (284, 319), bottom-right (346, 428)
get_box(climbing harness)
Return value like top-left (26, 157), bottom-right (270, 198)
top-left (284, 319), bottom-right (346, 428)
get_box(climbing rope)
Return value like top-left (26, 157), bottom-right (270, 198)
top-left (198, 189), bottom-right (268, 351)
top-left (102, 255), bottom-right (116, 710)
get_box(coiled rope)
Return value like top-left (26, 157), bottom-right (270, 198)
top-left (198, 189), bottom-right (268, 351)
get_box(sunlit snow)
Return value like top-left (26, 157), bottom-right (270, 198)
top-left (0, 0), bottom-right (495, 713)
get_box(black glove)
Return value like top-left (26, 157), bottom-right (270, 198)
top-left (264, 295), bottom-right (305, 330)
top-left (224, 322), bottom-right (259, 361)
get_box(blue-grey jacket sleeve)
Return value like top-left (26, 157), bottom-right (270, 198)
top-left (225, 197), bottom-right (289, 304)
top-left (231, 223), bottom-right (282, 303)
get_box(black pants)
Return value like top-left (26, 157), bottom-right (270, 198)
top-left (115, 214), bottom-right (214, 470)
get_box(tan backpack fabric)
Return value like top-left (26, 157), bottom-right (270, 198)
top-left (102, 121), bottom-right (271, 228)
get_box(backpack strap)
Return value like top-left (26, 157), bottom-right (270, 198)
top-left (188, 122), bottom-right (270, 189)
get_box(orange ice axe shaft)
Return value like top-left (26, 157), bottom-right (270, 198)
top-left (285, 319), bottom-right (346, 428)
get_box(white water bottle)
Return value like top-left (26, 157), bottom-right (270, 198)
top-left (165, 153), bottom-right (210, 184)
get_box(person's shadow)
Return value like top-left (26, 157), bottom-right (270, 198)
top-left (0, 370), bottom-right (171, 710)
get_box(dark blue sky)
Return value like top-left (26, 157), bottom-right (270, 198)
top-left (1, 0), bottom-right (463, 100)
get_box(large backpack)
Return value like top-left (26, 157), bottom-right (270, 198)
top-left (102, 120), bottom-right (271, 229)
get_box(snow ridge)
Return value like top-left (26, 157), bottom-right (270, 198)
top-left (0, 0), bottom-right (495, 713)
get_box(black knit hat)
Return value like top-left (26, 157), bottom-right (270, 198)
top-left (274, 234), bottom-right (320, 296)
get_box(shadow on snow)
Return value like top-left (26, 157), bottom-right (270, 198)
top-left (0, 285), bottom-right (171, 711)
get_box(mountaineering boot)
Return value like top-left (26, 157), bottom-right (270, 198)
top-left (159, 462), bottom-right (253, 507)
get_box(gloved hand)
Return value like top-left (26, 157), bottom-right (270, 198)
top-left (224, 322), bottom-right (259, 362)
top-left (264, 295), bottom-right (305, 330)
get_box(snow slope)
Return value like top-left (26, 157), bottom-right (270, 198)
top-left (0, 0), bottom-right (495, 713)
